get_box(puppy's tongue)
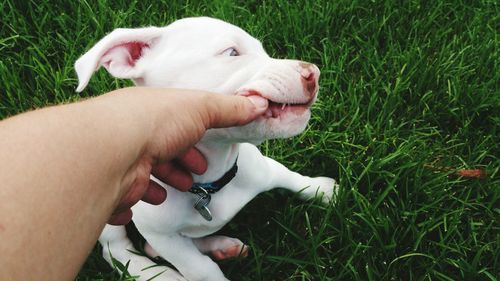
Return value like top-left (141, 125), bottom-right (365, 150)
top-left (268, 102), bottom-right (284, 118)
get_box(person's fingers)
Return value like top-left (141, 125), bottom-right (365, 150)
top-left (141, 180), bottom-right (167, 205)
top-left (108, 209), bottom-right (133, 225)
top-left (176, 148), bottom-right (207, 175)
top-left (201, 94), bottom-right (268, 129)
top-left (152, 162), bottom-right (193, 192)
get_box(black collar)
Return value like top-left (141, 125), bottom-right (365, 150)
top-left (189, 157), bottom-right (238, 194)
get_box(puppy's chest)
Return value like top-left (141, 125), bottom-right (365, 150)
top-left (179, 182), bottom-right (257, 237)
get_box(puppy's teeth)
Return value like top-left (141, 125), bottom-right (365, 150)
top-left (281, 104), bottom-right (286, 110)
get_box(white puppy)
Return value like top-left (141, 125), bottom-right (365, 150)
top-left (75, 17), bottom-right (338, 281)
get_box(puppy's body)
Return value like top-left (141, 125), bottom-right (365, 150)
top-left (76, 17), bottom-right (337, 281)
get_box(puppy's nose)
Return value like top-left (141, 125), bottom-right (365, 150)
top-left (299, 62), bottom-right (320, 98)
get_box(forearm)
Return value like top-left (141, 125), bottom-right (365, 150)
top-left (0, 87), bottom-right (265, 280)
top-left (0, 90), bottom-right (157, 280)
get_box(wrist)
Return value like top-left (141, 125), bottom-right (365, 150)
top-left (86, 89), bottom-right (158, 198)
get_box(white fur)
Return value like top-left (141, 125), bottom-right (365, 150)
top-left (75, 17), bottom-right (338, 281)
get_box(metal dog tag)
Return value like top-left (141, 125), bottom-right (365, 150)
top-left (195, 205), bottom-right (213, 221)
top-left (193, 189), bottom-right (213, 221)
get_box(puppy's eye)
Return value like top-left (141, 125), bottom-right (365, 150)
top-left (221, 47), bottom-right (239, 56)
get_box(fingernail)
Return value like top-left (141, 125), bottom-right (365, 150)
top-left (246, 95), bottom-right (268, 110)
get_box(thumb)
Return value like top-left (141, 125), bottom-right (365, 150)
top-left (203, 94), bottom-right (268, 129)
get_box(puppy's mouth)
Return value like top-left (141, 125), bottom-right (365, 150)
top-left (265, 100), bottom-right (310, 118)
top-left (239, 90), bottom-right (313, 119)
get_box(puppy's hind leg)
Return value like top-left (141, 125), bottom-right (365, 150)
top-left (193, 236), bottom-right (249, 260)
top-left (99, 224), bottom-right (186, 281)
top-left (144, 235), bottom-right (248, 261)
top-left (143, 233), bottom-right (229, 281)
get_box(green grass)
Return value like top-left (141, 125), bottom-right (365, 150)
top-left (1, 0), bottom-right (498, 280)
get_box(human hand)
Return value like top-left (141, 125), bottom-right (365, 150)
top-left (108, 147), bottom-right (207, 225)
top-left (104, 87), bottom-right (268, 225)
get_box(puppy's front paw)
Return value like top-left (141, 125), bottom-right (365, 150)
top-left (307, 177), bottom-right (339, 204)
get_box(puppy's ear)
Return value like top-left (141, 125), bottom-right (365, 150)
top-left (75, 27), bottom-right (163, 92)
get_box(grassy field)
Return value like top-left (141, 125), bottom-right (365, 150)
top-left (1, 0), bottom-right (498, 280)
